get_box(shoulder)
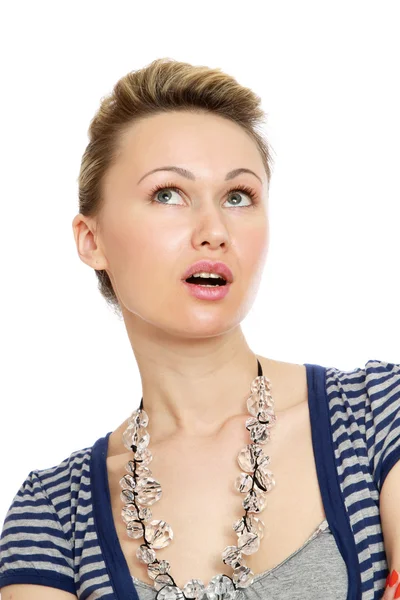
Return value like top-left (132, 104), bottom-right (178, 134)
top-left (0, 440), bottom-right (96, 593)
top-left (24, 442), bottom-right (94, 533)
top-left (324, 357), bottom-right (400, 492)
top-left (33, 442), bottom-right (94, 493)
top-left (325, 357), bottom-right (400, 404)
top-left (1, 441), bottom-right (94, 543)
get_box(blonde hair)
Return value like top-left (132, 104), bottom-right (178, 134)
top-left (77, 57), bottom-right (275, 317)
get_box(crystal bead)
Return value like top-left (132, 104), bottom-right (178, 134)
top-left (256, 455), bottom-right (271, 473)
top-left (183, 579), bottom-right (206, 599)
top-left (232, 516), bottom-right (246, 535)
top-left (125, 450), bottom-right (153, 473)
top-left (120, 489), bottom-right (135, 503)
top-left (121, 502), bottom-right (139, 524)
top-left (122, 503), bottom-right (152, 522)
top-left (237, 444), bottom-right (264, 473)
top-left (135, 464), bottom-right (153, 478)
top-left (148, 559), bottom-right (171, 580)
top-left (243, 488), bottom-right (267, 513)
top-left (125, 458), bottom-right (153, 478)
top-left (245, 417), bottom-right (270, 444)
top-left (119, 474), bottom-right (136, 490)
top-left (155, 585), bottom-right (185, 599)
top-left (125, 420), bottom-right (136, 433)
top-left (232, 565), bottom-right (254, 588)
top-left (127, 519), bottom-right (144, 539)
top-left (154, 573), bottom-right (175, 590)
top-left (122, 419), bottom-right (135, 437)
top-left (135, 477), bottom-right (162, 506)
top-left (234, 472), bottom-right (253, 493)
top-left (145, 519), bottom-right (173, 549)
top-left (122, 428), bottom-right (135, 452)
top-left (205, 574), bottom-right (238, 599)
top-left (258, 410), bottom-right (277, 428)
top-left (237, 530), bottom-right (259, 555)
top-left (129, 408), bottom-right (149, 428)
top-left (247, 515), bottom-right (265, 539)
top-left (124, 463), bottom-right (137, 479)
top-left (138, 506), bottom-right (153, 521)
top-left (250, 375), bottom-right (271, 394)
top-left (123, 427), bottom-right (150, 453)
top-left (135, 429), bottom-right (150, 449)
top-left (254, 467), bottom-right (275, 493)
top-left (136, 544), bottom-right (156, 564)
top-left (221, 545), bottom-right (242, 568)
top-left (246, 391), bottom-right (273, 418)
top-left (233, 515), bottom-right (265, 540)
top-left (246, 393), bottom-right (266, 418)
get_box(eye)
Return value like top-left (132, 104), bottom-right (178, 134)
top-left (146, 183), bottom-right (258, 207)
top-left (224, 185), bottom-right (257, 207)
top-left (147, 183), bottom-right (183, 205)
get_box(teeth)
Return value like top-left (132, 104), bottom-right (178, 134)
top-left (191, 271), bottom-right (225, 279)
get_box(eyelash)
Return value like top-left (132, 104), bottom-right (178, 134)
top-left (146, 182), bottom-right (258, 207)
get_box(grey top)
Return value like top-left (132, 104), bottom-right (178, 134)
top-left (132, 519), bottom-right (348, 599)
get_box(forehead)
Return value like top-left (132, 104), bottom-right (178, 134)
top-left (112, 110), bottom-right (266, 182)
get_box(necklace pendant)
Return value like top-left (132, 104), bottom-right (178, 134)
top-left (233, 514), bottom-right (265, 539)
top-left (205, 574), bottom-right (239, 599)
top-left (242, 488), bottom-right (267, 513)
top-left (136, 544), bottom-right (156, 564)
top-left (182, 578), bottom-right (206, 599)
top-left (135, 476), bottom-right (162, 506)
top-left (232, 565), bottom-right (254, 588)
top-left (245, 417), bottom-right (272, 444)
top-left (237, 444), bottom-right (264, 473)
top-left (155, 584), bottom-right (185, 599)
top-left (154, 573), bottom-right (176, 590)
top-left (148, 559), bottom-right (171, 580)
top-left (145, 519), bottom-right (174, 549)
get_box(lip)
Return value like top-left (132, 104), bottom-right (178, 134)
top-left (182, 260), bottom-right (234, 283)
top-left (182, 280), bottom-right (231, 301)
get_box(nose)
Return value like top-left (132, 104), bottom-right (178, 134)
top-left (191, 202), bottom-right (230, 249)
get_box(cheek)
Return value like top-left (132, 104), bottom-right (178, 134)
top-left (102, 219), bottom-right (144, 279)
top-left (237, 220), bottom-right (269, 276)
top-left (102, 212), bottom-right (183, 297)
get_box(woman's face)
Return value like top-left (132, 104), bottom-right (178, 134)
top-left (97, 110), bottom-right (269, 337)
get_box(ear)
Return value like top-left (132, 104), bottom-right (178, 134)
top-left (71, 214), bottom-right (107, 270)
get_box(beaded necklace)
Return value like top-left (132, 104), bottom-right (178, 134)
top-left (120, 358), bottom-right (277, 599)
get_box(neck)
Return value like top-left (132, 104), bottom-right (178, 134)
top-left (124, 320), bottom-right (261, 444)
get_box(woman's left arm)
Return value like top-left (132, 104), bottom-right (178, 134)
top-left (380, 459), bottom-right (400, 599)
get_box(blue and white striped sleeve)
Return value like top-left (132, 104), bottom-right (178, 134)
top-left (0, 469), bottom-right (76, 595)
top-left (365, 359), bottom-right (400, 493)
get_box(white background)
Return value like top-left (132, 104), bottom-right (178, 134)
top-left (0, 1), bottom-right (399, 523)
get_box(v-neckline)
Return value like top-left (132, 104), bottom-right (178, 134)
top-left (132, 517), bottom-right (329, 592)
top-left (90, 362), bottom-right (346, 599)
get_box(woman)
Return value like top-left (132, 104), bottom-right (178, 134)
top-left (0, 58), bottom-right (399, 600)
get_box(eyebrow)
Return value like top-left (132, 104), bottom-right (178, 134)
top-left (137, 166), bottom-right (263, 185)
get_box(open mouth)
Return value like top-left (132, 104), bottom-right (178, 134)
top-left (185, 275), bottom-right (227, 287)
